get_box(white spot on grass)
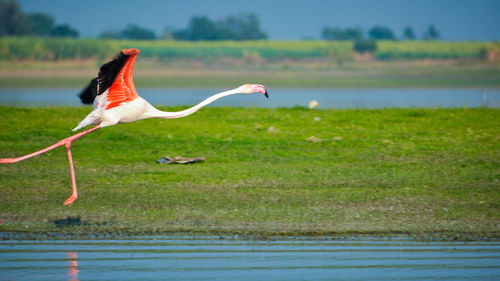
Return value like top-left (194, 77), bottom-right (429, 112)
top-left (309, 100), bottom-right (320, 109)
top-left (267, 126), bottom-right (278, 133)
top-left (307, 136), bottom-right (324, 143)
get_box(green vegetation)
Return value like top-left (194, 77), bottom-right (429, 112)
top-left (0, 107), bottom-right (498, 238)
top-left (403, 26), bottom-right (416, 40)
top-left (369, 26), bottom-right (396, 41)
top-left (353, 39), bottom-right (377, 54)
top-left (99, 24), bottom-right (157, 40)
top-left (0, 37), bottom-right (350, 60)
top-left (170, 14), bottom-right (267, 41)
top-left (321, 26), bottom-right (363, 41)
top-left (1, 37), bottom-right (499, 61)
top-left (375, 41), bottom-right (500, 60)
top-left (321, 24), bottom-right (439, 42)
top-left (424, 25), bottom-right (441, 41)
top-left (0, 0), bottom-right (79, 38)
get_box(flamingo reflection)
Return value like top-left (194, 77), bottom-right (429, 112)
top-left (66, 252), bottom-right (79, 281)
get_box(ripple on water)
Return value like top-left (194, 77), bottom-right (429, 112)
top-left (0, 237), bottom-right (499, 280)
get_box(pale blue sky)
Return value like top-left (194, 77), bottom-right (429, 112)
top-left (17, 0), bottom-right (500, 41)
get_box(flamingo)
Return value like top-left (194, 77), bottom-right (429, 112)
top-left (0, 48), bottom-right (268, 205)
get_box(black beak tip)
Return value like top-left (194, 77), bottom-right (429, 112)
top-left (264, 91), bottom-right (269, 98)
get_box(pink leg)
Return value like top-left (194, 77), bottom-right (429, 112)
top-left (0, 125), bottom-right (101, 205)
top-left (0, 141), bottom-right (66, 163)
top-left (64, 142), bottom-right (78, 206)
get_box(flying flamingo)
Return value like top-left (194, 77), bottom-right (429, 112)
top-left (0, 48), bottom-right (268, 205)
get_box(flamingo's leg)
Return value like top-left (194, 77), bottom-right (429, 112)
top-left (0, 141), bottom-right (66, 163)
top-left (0, 125), bottom-right (101, 164)
top-left (64, 142), bottom-right (78, 206)
top-left (0, 125), bottom-right (101, 205)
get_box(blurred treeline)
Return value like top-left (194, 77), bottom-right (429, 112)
top-left (321, 25), bottom-right (441, 41)
top-left (0, 0), bottom-right (444, 42)
top-left (0, 0), bottom-right (78, 38)
top-left (0, 0), bottom-right (441, 42)
top-left (99, 14), bottom-right (267, 41)
top-left (0, 0), bottom-right (266, 41)
top-left (1, 0), bottom-right (499, 63)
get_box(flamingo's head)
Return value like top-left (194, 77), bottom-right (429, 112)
top-left (237, 84), bottom-right (269, 98)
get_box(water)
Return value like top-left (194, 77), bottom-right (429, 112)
top-left (0, 88), bottom-right (499, 108)
top-left (0, 237), bottom-right (499, 280)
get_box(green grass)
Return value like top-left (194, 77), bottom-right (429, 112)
top-left (0, 106), bottom-right (499, 238)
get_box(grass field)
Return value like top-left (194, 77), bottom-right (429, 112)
top-left (0, 107), bottom-right (498, 239)
top-left (1, 37), bottom-right (499, 61)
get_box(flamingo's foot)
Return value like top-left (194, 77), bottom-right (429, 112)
top-left (0, 158), bottom-right (15, 164)
top-left (64, 194), bottom-right (78, 206)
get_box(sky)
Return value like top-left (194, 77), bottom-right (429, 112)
top-left (17, 0), bottom-right (500, 41)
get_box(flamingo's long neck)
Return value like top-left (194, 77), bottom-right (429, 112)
top-left (144, 88), bottom-right (240, 119)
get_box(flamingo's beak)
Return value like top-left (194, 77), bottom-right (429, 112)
top-left (251, 84), bottom-right (269, 98)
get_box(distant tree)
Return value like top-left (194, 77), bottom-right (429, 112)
top-left (321, 27), bottom-right (343, 40)
top-left (344, 27), bottom-right (363, 40)
top-left (403, 26), bottom-right (416, 40)
top-left (99, 24), bottom-right (156, 40)
top-left (172, 14), bottom-right (267, 41)
top-left (424, 24), bottom-right (440, 40)
top-left (368, 26), bottom-right (395, 40)
top-left (353, 39), bottom-right (377, 54)
top-left (50, 24), bottom-right (78, 38)
top-left (120, 24), bottom-right (156, 40)
top-left (98, 30), bottom-right (121, 39)
top-left (0, 0), bottom-right (30, 36)
top-left (216, 13), bottom-right (267, 40)
top-left (160, 25), bottom-right (176, 40)
top-left (0, 0), bottom-right (80, 38)
top-left (27, 12), bottom-right (54, 36)
top-left (173, 16), bottom-right (218, 41)
top-left (171, 29), bottom-right (189, 41)
top-left (321, 26), bottom-right (362, 40)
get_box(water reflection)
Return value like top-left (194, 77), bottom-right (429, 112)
top-left (66, 252), bottom-right (79, 281)
top-left (0, 237), bottom-right (499, 280)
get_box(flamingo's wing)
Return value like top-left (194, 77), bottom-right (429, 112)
top-left (78, 49), bottom-right (140, 108)
top-left (79, 77), bottom-right (98, 104)
top-left (104, 49), bottom-right (140, 110)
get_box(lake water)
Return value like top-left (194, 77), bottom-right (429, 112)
top-left (0, 88), bottom-right (499, 108)
top-left (0, 236), bottom-right (499, 281)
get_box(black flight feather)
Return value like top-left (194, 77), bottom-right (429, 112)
top-left (78, 77), bottom-right (98, 104)
top-left (78, 51), bottom-right (130, 104)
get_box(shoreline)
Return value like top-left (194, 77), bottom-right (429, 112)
top-left (1, 230), bottom-right (499, 242)
top-left (1, 78), bottom-right (499, 89)
top-left (1, 85), bottom-right (500, 90)
top-left (0, 58), bottom-right (499, 89)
